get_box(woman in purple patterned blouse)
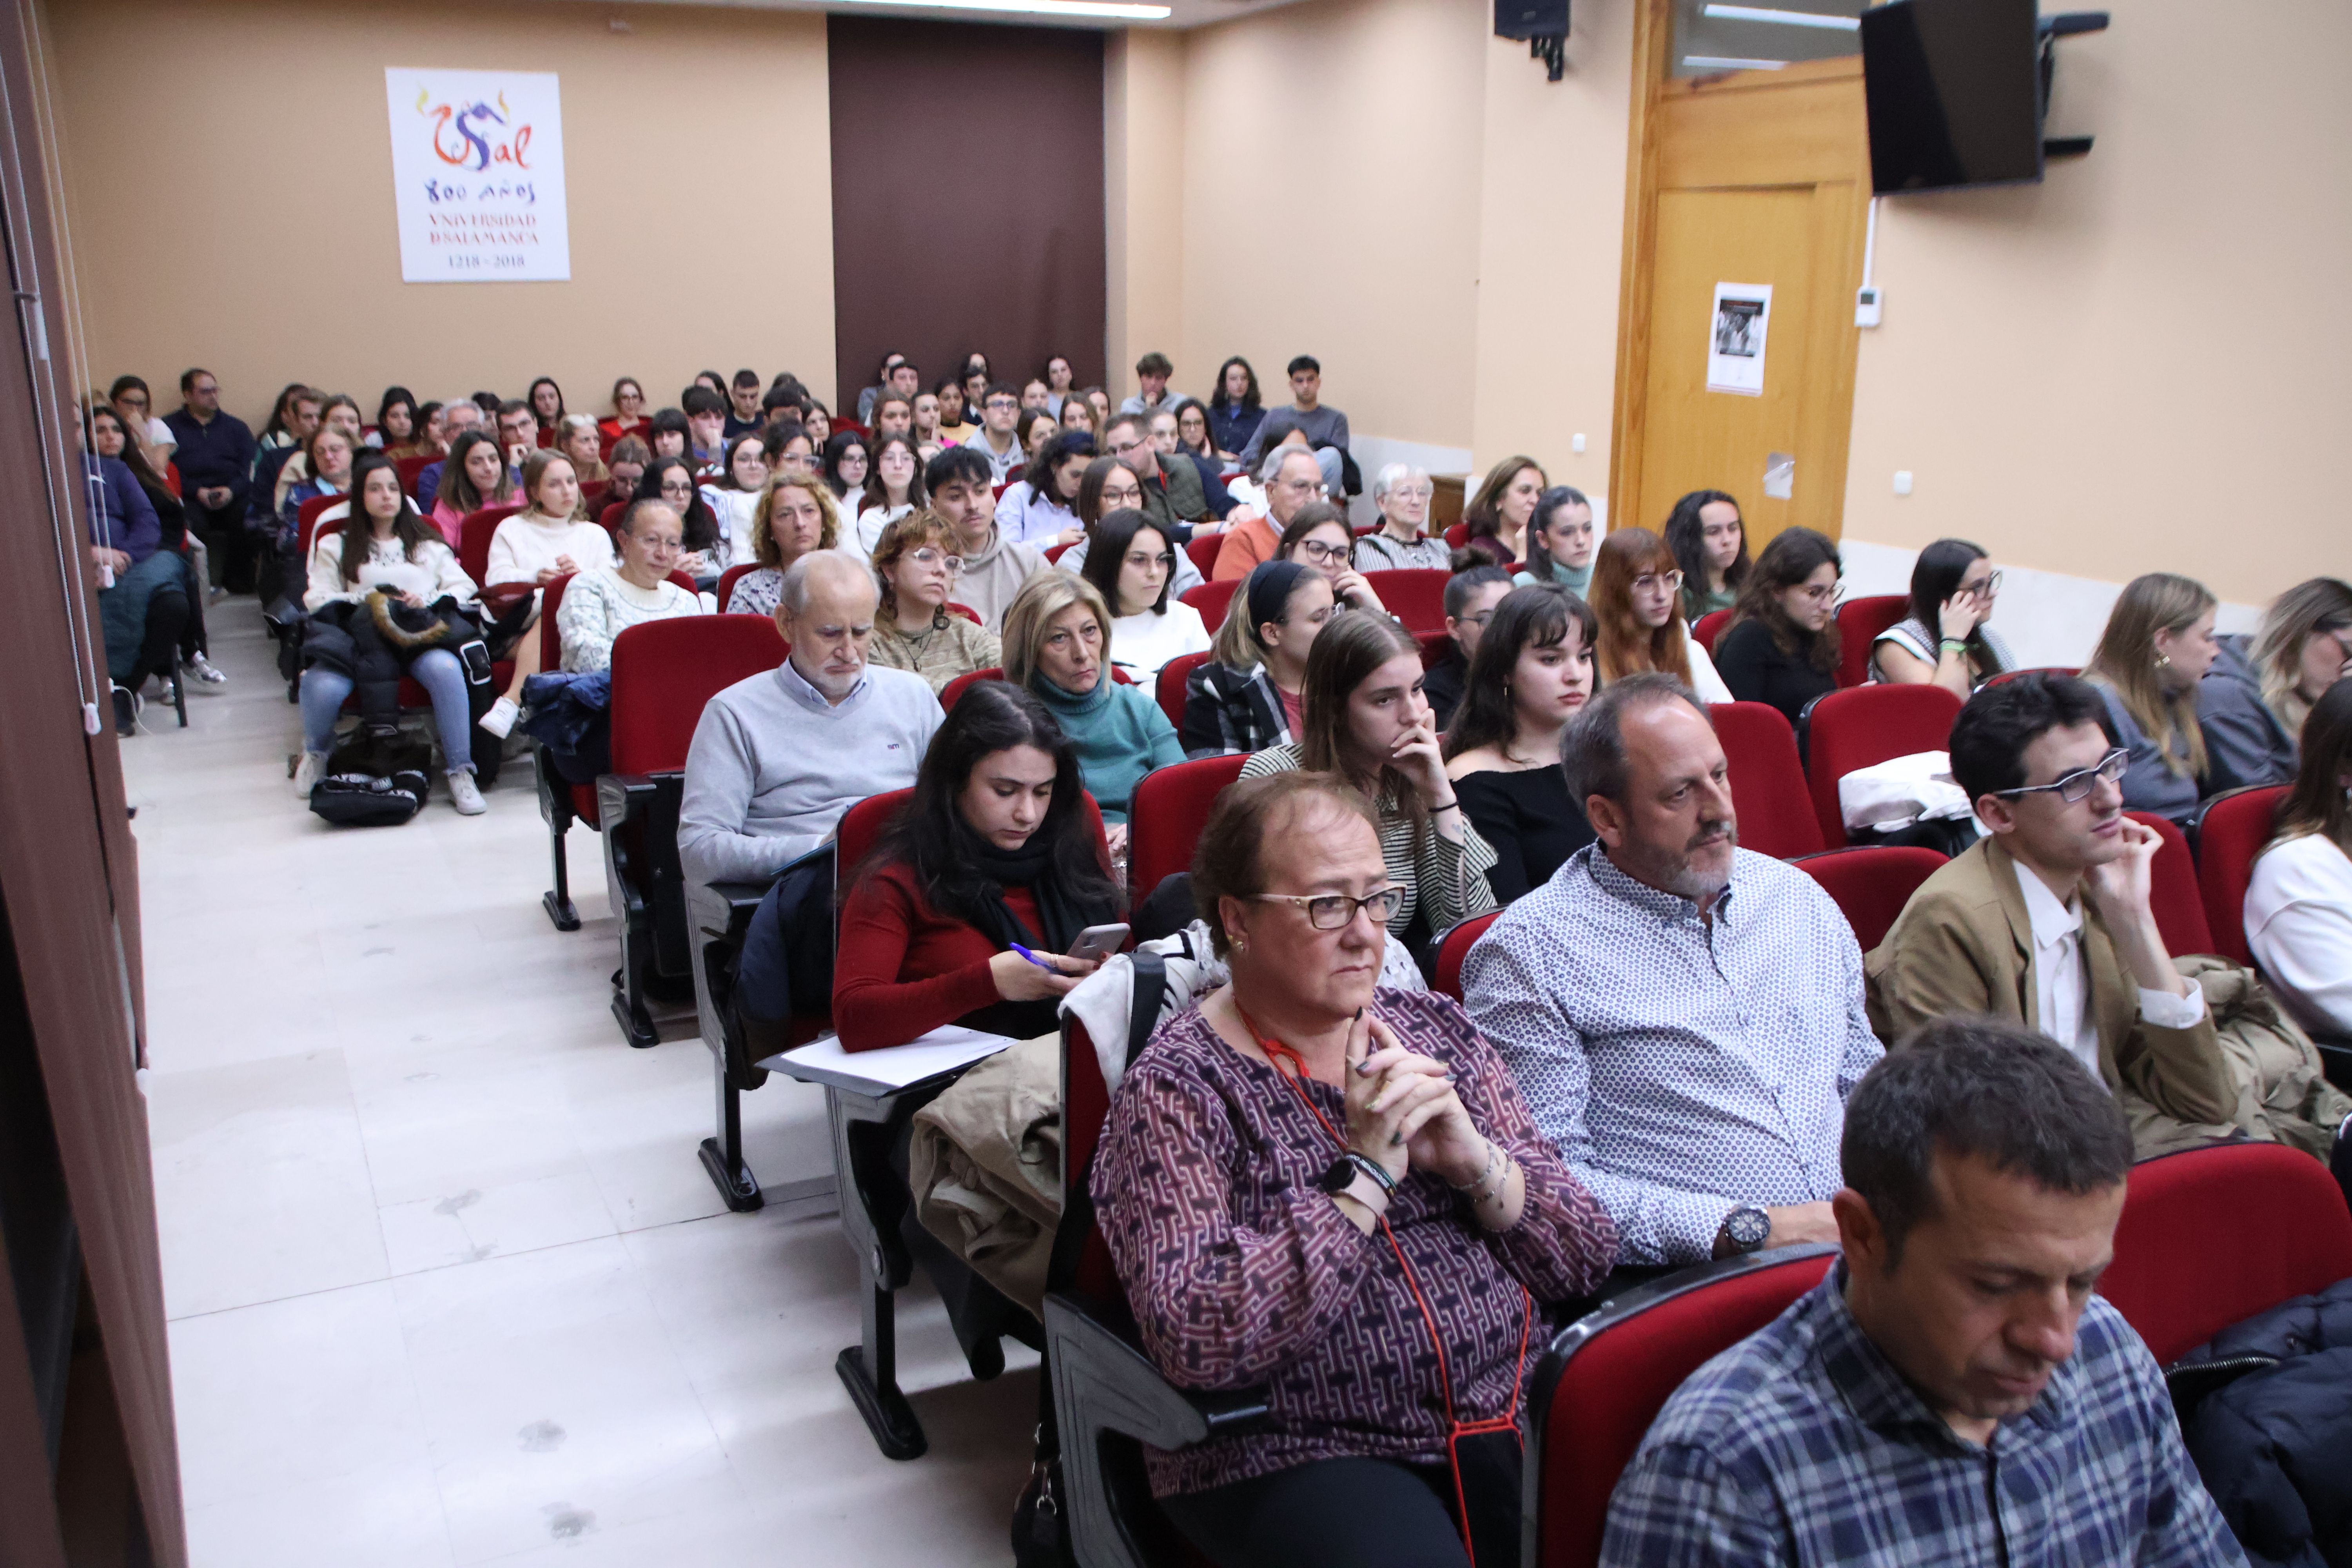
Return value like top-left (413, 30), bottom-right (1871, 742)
top-left (1092, 771), bottom-right (1618, 1568)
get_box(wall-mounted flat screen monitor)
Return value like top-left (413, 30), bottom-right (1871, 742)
top-left (1860, 0), bottom-right (2043, 193)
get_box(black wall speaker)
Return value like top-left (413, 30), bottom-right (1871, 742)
top-left (1495, 0), bottom-right (1567, 40)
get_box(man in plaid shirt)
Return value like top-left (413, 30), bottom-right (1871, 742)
top-left (1604, 1017), bottom-right (2245, 1568)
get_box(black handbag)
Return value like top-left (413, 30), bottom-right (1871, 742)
top-left (308, 726), bottom-right (435, 828)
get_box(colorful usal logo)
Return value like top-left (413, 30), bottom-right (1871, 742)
top-left (414, 85), bottom-right (534, 172)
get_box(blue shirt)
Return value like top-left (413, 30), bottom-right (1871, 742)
top-left (1601, 1267), bottom-right (2246, 1567)
top-left (1463, 845), bottom-right (1882, 1265)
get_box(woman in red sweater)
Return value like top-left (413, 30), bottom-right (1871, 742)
top-left (834, 682), bottom-right (1123, 1051)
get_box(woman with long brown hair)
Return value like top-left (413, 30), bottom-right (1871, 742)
top-left (1588, 527), bottom-right (1732, 702)
top-left (2245, 677), bottom-right (2352, 1035)
top-left (1457, 455), bottom-right (1546, 570)
top-left (1711, 526), bottom-right (1843, 726)
top-left (2084, 572), bottom-right (2220, 823)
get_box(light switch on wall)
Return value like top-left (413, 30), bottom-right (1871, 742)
top-left (1893, 470), bottom-right (1914, 496)
top-left (1571, 432), bottom-right (1587, 454)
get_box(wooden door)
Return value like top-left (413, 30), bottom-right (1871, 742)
top-left (1613, 43), bottom-right (1870, 549)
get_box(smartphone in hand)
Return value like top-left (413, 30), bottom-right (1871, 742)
top-left (1067, 923), bottom-right (1131, 964)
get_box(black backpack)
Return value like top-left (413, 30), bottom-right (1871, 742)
top-left (308, 726), bottom-right (434, 828)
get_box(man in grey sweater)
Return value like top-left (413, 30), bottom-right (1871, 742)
top-left (1234, 354), bottom-right (1351, 475)
top-left (679, 551), bottom-right (942, 1022)
top-left (928, 445), bottom-right (1045, 630)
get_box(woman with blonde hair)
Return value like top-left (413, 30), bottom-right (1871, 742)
top-left (477, 449), bottom-right (617, 737)
top-left (1003, 570), bottom-right (1183, 856)
top-left (2201, 577), bottom-right (2352, 788)
top-left (554, 414), bottom-right (608, 486)
top-left (722, 472), bottom-right (840, 617)
top-left (1588, 527), bottom-right (1733, 702)
top-left (2084, 572), bottom-right (2220, 822)
top-left (867, 510), bottom-right (1000, 692)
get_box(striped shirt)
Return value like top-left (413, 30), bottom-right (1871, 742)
top-left (1239, 743), bottom-right (1500, 940)
top-left (1602, 1267), bottom-right (2245, 1567)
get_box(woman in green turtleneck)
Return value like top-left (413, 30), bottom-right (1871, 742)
top-left (1003, 569), bottom-right (1184, 866)
top-left (1663, 487), bottom-right (1750, 621)
top-left (1512, 486), bottom-right (1598, 600)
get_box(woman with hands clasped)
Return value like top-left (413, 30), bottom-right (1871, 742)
top-left (1240, 612), bottom-right (1500, 951)
top-left (832, 682), bottom-right (1119, 1050)
top-left (1092, 771), bottom-right (1616, 1568)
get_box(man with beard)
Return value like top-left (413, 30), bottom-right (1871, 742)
top-left (1464, 673), bottom-right (1880, 1270)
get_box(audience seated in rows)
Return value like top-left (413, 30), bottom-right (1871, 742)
top-left (1603, 1018), bottom-right (2247, 1567)
top-left (846, 432), bottom-right (924, 558)
top-left (698, 434), bottom-right (767, 569)
top-left (995, 429), bottom-right (1091, 547)
top-left (1149, 405), bottom-right (1233, 520)
top-left (1465, 675), bottom-right (1876, 1267)
top-left (931, 445), bottom-right (1046, 629)
top-left (1054, 457), bottom-right (1203, 600)
top-left (272, 393), bottom-right (363, 518)
top-left (1204, 354), bottom-right (1267, 461)
top-left (2201, 577), bottom-right (2352, 789)
top-left (163, 368), bottom-right (258, 593)
top-left (1115, 350), bottom-right (1174, 419)
top-left (1421, 566), bottom-right (1514, 731)
top-left (107, 374), bottom-right (175, 470)
top-left (596, 376), bottom-right (647, 451)
top-left (1443, 586), bottom-right (1599, 903)
top-left (832, 682), bottom-right (1115, 1052)
top-left (276, 423), bottom-right (354, 562)
top-left (637, 456), bottom-right (730, 588)
top-left (479, 450), bottom-right (615, 737)
top-left (85, 406), bottom-right (199, 731)
top-left (1711, 526), bottom-right (1844, 728)
top-left (1459, 455), bottom-right (1544, 571)
top-left (2245, 678), bottom-right (2352, 1038)
top-left (1213, 446), bottom-right (1324, 581)
top-left (1002, 570), bottom-right (1181, 857)
top-left (1101, 411), bottom-right (1208, 536)
top-left (1511, 485), bottom-right (1597, 599)
top-left (1593, 527), bottom-right (1735, 703)
top-left (819, 427), bottom-right (867, 511)
top-left (1079, 508), bottom-right (1212, 681)
top-left (294, 453), bottom-right (484, 814)
top-left (1232, 354), bottom-right (1348, 485)
top-left (2085, 572), bottom-right (2222, 822)
top-left (1056, 388), bottom-right (1097, 440)
top-left (1278, 501), bottom-right (1387, 616)
top-left (679, 552), bottom-right (943, 1032)
top-left (1182, 560), bottom-right (1334, 756)
top-left (1664, 488), bottom-right (1749, 621)
top-left (1352, 463), bottom-right (1450, 572)
top-left (553, 415), bottom-right (606, 487)
top-left (958, 382), bottom-right (1027, 485)
top-left (723, 473), bottom-right (842, 617)
top-left (1093, 771), bottom-right (1615, 1568)
top-left (414, 398), bottom-right (485, 513)
top-left (1240, 613), bottom-right (1499, 949)
top-left (554, 500), bottom-right (704, 674)
top-left (682, 386), bottom-right (728, 474)
top-left (99, 403), bottom-right (220, 694)
top-left (866, 511), bottom-right (1000, 693)
top-left (1867, 673), bottom-right (2258, 1156)
top-left (526, 378), bottom-right (565, 446)
top-left (1870, 536), bottom-right (2016, 693)
top-left (426, 429), bottom-right (515, 548)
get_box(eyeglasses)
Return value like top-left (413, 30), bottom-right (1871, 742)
top-left (1632, 570), bottom-right (1685, 595)
top-left (1963, 571), bottom-right (2004, 596)
top-left (1791, 582), bottom-right (1843, 605)
top-left (906, 548), bottom-right (964, 574)
top-left (659, 481), bottom-right (694, 497)
top-left (1248, 887), bottom-right (1405, 930)
top-left (1292, 538), bottom-right (1350, 564)
top-left (1990, 748), bottom-right (2129, 804)
top-left (985, 397), bottom-right (1018, 412)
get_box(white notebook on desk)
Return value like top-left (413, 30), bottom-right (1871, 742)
top-left (761, 1025), bottom-right (1017, 1097)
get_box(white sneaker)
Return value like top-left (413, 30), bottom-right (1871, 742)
top-left (293, 750), bottom-right (327, 796)
top-left (447, 770), bottom-right (487, 815)
top-left (478, 696), bottom-right (520, 738)
top-left (186, 652), bottom-right (229, 690)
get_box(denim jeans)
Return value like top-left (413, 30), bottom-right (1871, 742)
top-left (300, 647), bottom-right (474, 773)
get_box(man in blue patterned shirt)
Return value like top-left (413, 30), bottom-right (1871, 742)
top-left (1603, 1016), bottom-right (2245, 1567)
top-left (1464, 674), bottom-right (1880, 1267)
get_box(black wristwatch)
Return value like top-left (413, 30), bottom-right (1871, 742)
top-left (1719, 1204), bottom-right (1772, 1255)
top-left (1318, 1150), bottom-right (1398, 1198)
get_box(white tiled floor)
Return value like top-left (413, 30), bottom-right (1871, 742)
top-left (126, 614), bottom-right (1034, 1565)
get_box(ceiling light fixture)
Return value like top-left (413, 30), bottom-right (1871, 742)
top-left (1682, 54), bottom-right (1789, 69)
top-left (1700, 5), bottom-right (1861, 30)
top-left (841, 0), bottom-right (1172, 17)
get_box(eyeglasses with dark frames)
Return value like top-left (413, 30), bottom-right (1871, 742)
top-left (1989, 748), bottom-right (2129, 804)
top-left (1247, 887), bottom-right (1405, 931)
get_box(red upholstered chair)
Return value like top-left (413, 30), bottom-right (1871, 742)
top-left (394, 454), bottom-right (433, 496)
top-left (1416, 628), bottom-right (1454, 671)
top-left (939, 667), bottom-right (1005, 711)
top-left (2125, 811), bottom-right (2217, 958)
top-left (2189, 786), bottom-right (2289, 967)
top-left (1363, 569), bottom-right (1448, 633)
top-left (946, 601), bottom-right (983, 625)
top-left (1528, 1247), bottom-right (1840, 1568)
top-left (1128, 753), bottom-right (1246, 900)
top-left (1045, 541), bottom-right (1075, 564)
top-left (598, 500), bottom-right (630, 535)
top-left (715, 563), bottom-right (757, 614)
top-left (579, 479), bottom-right (608, 518)
top-left (1443, 521), bottom-right (1469, 549)
top-left (1156, 651), bottom-right (1211, 730)
top-left (1181, 578), bottom-right (1241, 633)
top-left (295, 492), bottom-right (346, 560)
top-left (599, 615), bottom-right (789, 1047)
top-left (1791, 846), bottom-right (1947, 952)
top-left (2099, 1143), bottom-right (2352, 1367)
top-left (1432, 912), bottom-right (1500, 1003)
top-left (1984, 666), bottom-right (2081, 687)
top-left (1710, 702), bottom-right (1825, 859)
top-left (1802, 684), bottom-right (1963, 850)
top-left (1833, 595), bottom-right (1907, 688)
top-left (1184, 534), bottom-right (1223, 579)
top-left (1691, 609), bottom-right (1733, 655)
top-left (459, 503), bottom-right (528, 608)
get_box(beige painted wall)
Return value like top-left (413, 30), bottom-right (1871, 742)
top-left (1841, 0), bottom-right (2351, 604)
top-left (44, 0), bottom-right (836, 432)
top-left (1105, 29), bottom-right (1187, 397)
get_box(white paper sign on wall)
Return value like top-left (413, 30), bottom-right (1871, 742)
top-left (384, 68), bottom-right (570, 283)
top-left (1706, 281), bottom-right (1771, 396)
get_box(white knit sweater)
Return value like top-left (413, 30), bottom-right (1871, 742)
top-left (555, 566), bottom-right (706, 673)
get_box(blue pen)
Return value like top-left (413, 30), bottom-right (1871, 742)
top-left (1009, 942), bottom-right (1058, 971)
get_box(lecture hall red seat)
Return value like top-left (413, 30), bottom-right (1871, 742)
top-left (1361, 569), bottom-right (1448, 633)
top-left (1985, 665), bottom-right (2082, 687)
top-left (1045, 541), bottom-right (1075, 564)
top-left (1180, 578), bottom-right (1241, 633)
top-left (598, 499), bottom-right (631, 535)
top-left (2188, 786), bottom-right (2289, 967)
top-left (1432, 911), bottom-right (1500, 1002)
top-left (1156, 651), bottom-right (1211, 730)
top-left (715, 563), bottom-right (757, 613)
top-left (1184, 534), bottom-right (1222, 580)
top-left (1691, 608), bottom-right (1733, 655)
top-left (294, 492), bottom-right (345, 560)
top-left (458, 502), bottom-right (529, 609)
top-left (1416, 628), bottom-right (1453, 670)
top-left (394, 453), bottom-right (434, 496)
top-left (1127, 753), bottom-right (1247, 900)
top-left (1791, 845), bottom-right (1948, 952)
top-left (2124, 810), bottom-right (2217, 958)
top-left (1710, 701), bottom-right (1824, 859)
top-left (1833, 595), bottom-right (1907, 688)
top-left (1802, 683), bottom-right (1963, 850)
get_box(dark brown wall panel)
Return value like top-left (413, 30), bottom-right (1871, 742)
top-left (828, 17), bottom-right (1105, 412)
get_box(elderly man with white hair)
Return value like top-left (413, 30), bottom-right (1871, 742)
top-left (679, 549), bottom-right (944, 1027)
top-left (1353, 463), bottom-right (1450, 571)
